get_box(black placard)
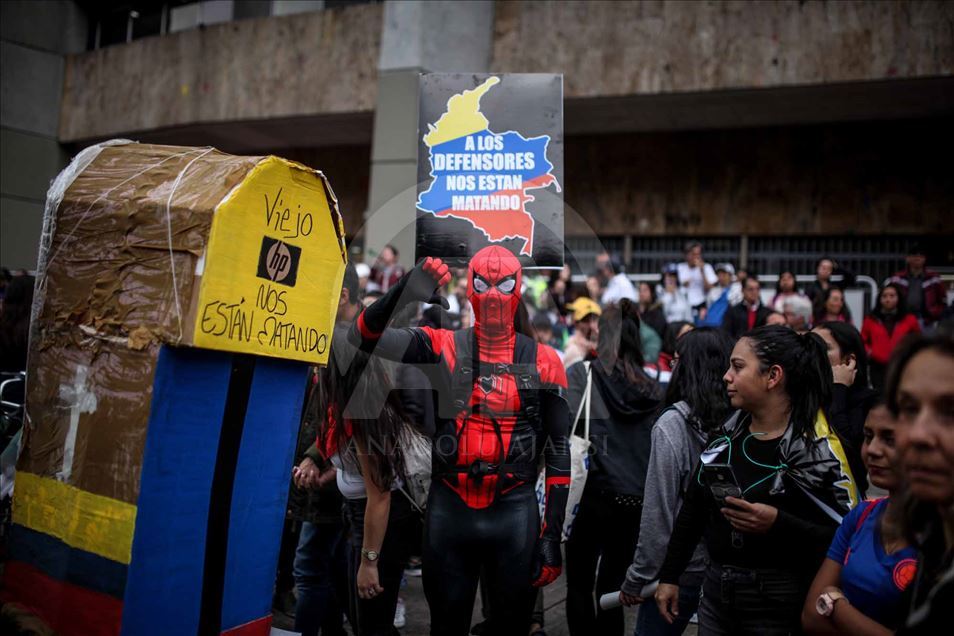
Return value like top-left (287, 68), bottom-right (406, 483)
top-left (416, 73), bottom-right (564, 269)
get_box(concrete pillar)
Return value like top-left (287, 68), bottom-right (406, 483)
top-left (1, 1), bottom-right (86, 271)
top-left (363, 0), bottom-right (495, 269)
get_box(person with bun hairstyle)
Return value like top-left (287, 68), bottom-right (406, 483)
top-left (655, 326), bottom-right (859, 634)
top-left (862, 282), bottom-right (921, 391)
top-left (621, 327), bottom-right (735, 635)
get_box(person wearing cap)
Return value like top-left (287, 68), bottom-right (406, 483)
top-left (563, 298), bottom-right (601, 369)
top-left (698, 263), bottom-right (740, 328)
top-left (889, 244), bottom-right (946, 326)
top-left (706, 263), bottom-right (742, 308)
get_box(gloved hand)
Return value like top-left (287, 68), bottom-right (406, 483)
top-left (359, 257), bottom-right (451, 336)
top-left (531, 536), bottom-right (562, 587)
top-left (404, 257), bottom-right (451, 307)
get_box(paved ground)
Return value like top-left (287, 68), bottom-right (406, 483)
top-left (273, 570), bottom-right (698, 635)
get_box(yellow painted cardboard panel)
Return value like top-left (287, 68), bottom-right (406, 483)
top-left (193, 157), bottom-right (347, 364)
top-left (13, 472), bottom-right (137, 565)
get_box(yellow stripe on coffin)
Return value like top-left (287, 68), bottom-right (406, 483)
top-left (12, 472), bottom-right (136, 565)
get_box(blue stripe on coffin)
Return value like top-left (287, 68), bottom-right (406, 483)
top-left (122, 346), bottom-right (233, 636)
top-left (220, 356), bottom-right (307, 630)
top-left (8, 523), bottom-right (128, 599)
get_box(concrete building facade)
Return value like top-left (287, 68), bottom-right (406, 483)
top-left (2, 0), bottom-right (952, 277)
top-left (1, 0), bottom-right (87, 271)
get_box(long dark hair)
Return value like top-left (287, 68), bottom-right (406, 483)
top-left (744, 325), bottom-right (833, 438)
top-left (638, 281), bottom-right (657, 305)
top-left (814, 320), bottom-right (871, 390)
top-left (665, 327), bottom-right (733, 434)
top-left (596, 299), bottom-right (649, 385)
top-left (662, 320), bottom-right (692, 356)
top-left (316, 342), bottom-right (409, 492)
top-left (871, 282), bottom-right (910, 320)
top-left (775, 270), bottom-right (796, 295)
top-left (814, 286), bottom-right (852, 323)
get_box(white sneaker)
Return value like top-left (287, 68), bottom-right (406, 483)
top-left (393, 596), bottom-right (406, 629)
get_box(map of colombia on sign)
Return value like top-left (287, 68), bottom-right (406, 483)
top-left (416, 77), bottom-right (561, 257)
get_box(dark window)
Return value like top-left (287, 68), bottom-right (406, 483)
top-left (84, 1), bottom-right (182, 49)
top-left (132, 5), bottom-right (165, 40)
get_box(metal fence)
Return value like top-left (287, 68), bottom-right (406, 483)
top-left (747, 236), bottom-right (918, 287)
top-left (565, 234), bottom-right (945, 285)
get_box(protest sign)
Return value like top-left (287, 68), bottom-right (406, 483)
top-left (416, 73), bottom-right (564, 268)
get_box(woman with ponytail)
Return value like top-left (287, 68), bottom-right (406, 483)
top-left (621, 327), bottom-right (734, 635)
top-left (565, 300), bottom-right (663, 635)
top-left (655, 325), bottom-right (859, 635)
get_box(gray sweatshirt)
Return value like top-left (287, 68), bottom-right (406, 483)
top-left (622, 401), bottom-right (708, 594)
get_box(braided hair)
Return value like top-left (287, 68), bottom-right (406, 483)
top-left (744, 325), bottom-right (833, 439)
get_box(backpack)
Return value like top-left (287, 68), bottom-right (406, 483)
top-left (398, 427), bottom-right (432, 513)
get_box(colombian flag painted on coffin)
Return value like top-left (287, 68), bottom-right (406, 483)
top-left (4, 347), bottom-right (307, 636)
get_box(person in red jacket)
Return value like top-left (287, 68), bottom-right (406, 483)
top-left (862, 282), bottom-right (921, 390)
top-left (888, 244), bottom-right (947, 326)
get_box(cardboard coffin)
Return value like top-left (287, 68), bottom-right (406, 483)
top-left (4, 142), bottom-right (347, 636)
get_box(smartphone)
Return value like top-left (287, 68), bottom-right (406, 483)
top-left (701, 463), bottom-right (742, 505)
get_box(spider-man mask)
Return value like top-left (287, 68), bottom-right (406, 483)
top-left (468, 246), bottom-right (522, 340)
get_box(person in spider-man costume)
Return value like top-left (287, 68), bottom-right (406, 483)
top-left (349, 245), bottom-right (570, 636)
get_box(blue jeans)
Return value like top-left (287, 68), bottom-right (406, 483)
top-left (635, 583), bottom-right (701, 636)
top-left (293, 520), bottom-right (349, 636)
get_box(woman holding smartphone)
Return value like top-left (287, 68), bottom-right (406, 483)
top-left (655, 325), bottom-right (858, 635)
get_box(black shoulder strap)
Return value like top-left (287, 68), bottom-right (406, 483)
top-left (513, 334), bottom-right (542, 430)
top-left (450, 328), bottom-right (474, 416)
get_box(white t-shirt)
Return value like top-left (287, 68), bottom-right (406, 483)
top-left (601, 273), bottom-right (638, 305)
top-left (660, 289), bottom-right (694, 323)
top-left (331, 452), bottom-right (403, 500)
top-left (677, 262), bottom-right (717, 307)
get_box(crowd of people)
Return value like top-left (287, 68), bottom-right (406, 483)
top-left (1, 238), bottom-right (952, 636)
top-left (271, 240), bottom-right (953, 636)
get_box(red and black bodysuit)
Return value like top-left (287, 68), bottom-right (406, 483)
top-left (350, 246), bottom-right (570, 636)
